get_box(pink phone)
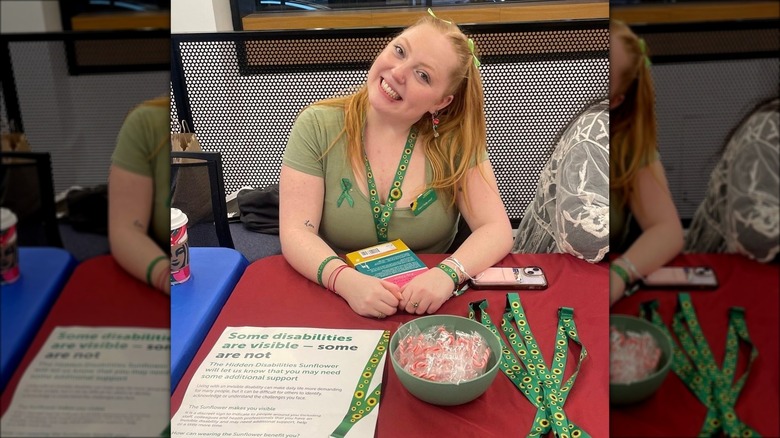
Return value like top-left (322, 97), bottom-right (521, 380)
top-left (470, 267), bottom-right (548, 290)
top-left (640, 266), bottom-right (719, 290)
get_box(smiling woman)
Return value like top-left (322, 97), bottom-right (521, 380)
top-left (278, 11), bottom-right (513, 319)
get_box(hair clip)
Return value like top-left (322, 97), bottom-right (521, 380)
top-left (638, 38), bottom-right (652, 68)
top-left (427, 8), bottom-right (452, 24)
top-left (468, 38), bottom-right (481, 68)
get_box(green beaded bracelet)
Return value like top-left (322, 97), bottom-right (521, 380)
top-left (317, 256), bottom-right (343, 287)
top-left (436, 263), bottom-right (460, 288)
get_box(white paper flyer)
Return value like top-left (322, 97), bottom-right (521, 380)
top-left (1, 326), bottom-right (170, 437)
top-left (171, 327), bottom-right (390, 438)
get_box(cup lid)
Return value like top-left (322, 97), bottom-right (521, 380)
top-left (171, 208), bottom-right (188, 230)
top-left (1, 207), bottom-right (18, 229)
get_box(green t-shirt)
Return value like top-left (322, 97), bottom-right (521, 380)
top-left (609, 150), bottom-right (659, 253)
top-left (282, 105), bottom-right (460, 254)
top-left (111, 104), bottom-right (170, 251)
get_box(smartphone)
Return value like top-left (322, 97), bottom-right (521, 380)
top-left (639, 266), bottom-right (719, 290)
top-left (470, 266), bottom-right (548, 290)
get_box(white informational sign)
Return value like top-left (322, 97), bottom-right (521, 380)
top-left (1, 326), bottom-right (170, 437)
top-left (171, 327), bottom-right (389, 438)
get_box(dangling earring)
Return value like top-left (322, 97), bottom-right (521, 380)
top-left (431, 111), bottom-right (440, 138)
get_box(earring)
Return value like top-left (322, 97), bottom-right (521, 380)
top-left (431, 111), bottom-right (440, 138)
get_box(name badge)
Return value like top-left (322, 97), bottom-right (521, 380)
top-left (410, 188), bottom-right (437, 216)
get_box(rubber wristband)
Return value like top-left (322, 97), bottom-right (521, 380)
top-left (317, 256), bottom-right (343, 287)
top-left (146, 255), bottom-right (168, 287)
top-left (436, 263), bottom-right (459, 288)
top-left (610, 263), bottom-right (631, 287)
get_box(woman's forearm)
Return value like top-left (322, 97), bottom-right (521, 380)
top-left (110, 227), bottom-right (170, 293)
top-left (448, 221), bottom-right (514, 280)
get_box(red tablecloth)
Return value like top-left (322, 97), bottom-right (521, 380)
top-left (171, 254), bottom-right (609, 437)
top-left (1, 255), bottom-right (170, 415)
top-left (610, 253), bottom-right (780, 437)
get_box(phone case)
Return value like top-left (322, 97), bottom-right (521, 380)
top-left (639, 266), bottom-right (719, 290)
top-left (469, 267), bottom-right (548, 290)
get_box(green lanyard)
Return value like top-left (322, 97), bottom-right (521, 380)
top-left (363, 127), bottom-right (417, 243)
top-left (330, 331), bottom-right (389, 438)
top-left (640, 293), bottom-right (759, 437)
top-left (469, 294), bottom-right (590, 438)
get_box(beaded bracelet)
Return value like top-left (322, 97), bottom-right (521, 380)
top-left (619, 255), bottom-right (644, 282)
top-left (445, 256), bottom-right (474, 281)
top-left (436, 263), bottom-right (460, 288)
top-left (146, 255), bottom-right (168, 287)
top-left (317, 256), bottom-right (343, 287)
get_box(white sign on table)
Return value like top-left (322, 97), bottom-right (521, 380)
top-left (1, 326), bottom-right (170, 437)
top-left (171, 326), bottom-right (389, 438)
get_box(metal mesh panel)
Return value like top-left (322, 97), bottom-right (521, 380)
top-left (175, 24), bottom-right (608, 222)
top-left (633, 23), bottom-right (780, 221)
top-left (5, 39), bottom-right (168, 194)
top-left (653, 58), bottom-right (779, 220)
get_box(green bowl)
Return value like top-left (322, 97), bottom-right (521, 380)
top-left (609, 314), bottom-right (673, 405)
top-left (389, 315), bottom-right (502, 406)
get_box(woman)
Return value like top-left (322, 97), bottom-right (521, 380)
top-left (279, 12), bottom-right (513, 318)
top-left (108, 96), bottom-right (171, 294)
top-left (609, 20), bottom-right (684, 305)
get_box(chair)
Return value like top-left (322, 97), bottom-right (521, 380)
top-left (171, 151), bottom-right (234, 249)
top-left (0, 151), bottom-right (63, 247)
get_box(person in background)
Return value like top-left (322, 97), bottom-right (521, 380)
top-left (108, 96), bottom-right (171, 294)
top-left (685, 98), bottom-right (779, 262)
top-left (609, 20), bottom-right (684, 305)
top-left (279, 12), bottom-right (513, 318)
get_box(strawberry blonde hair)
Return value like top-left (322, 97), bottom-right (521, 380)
top-left (610, 20), bottom-right (660, 209)
top-left (313, 14), bottom-right (487, 210)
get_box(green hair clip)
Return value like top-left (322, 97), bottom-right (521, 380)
top-left (427, 8), bottom-right (481, 68)
top-left (638, 38), bottom-right (652, 68)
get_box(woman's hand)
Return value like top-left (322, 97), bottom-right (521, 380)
top-left (398, 268), bottom-right (454, 315)
top-left (334, 269), bottom-right (402, 319)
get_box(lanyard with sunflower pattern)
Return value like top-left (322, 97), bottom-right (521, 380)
top-left (363, 127), bottom-right (417, 243)
top-left (469, 294), bottom-right (590, 438)
top-left (640, 293), bottom-right (759, 437)
top-left (330, 330), bottom-right (389, 438)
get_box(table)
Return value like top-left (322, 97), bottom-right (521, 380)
top-left (0, 254), bottom-right (169, 415)
top-left (171, 247), bottom-right (248, 392)
top-left (171, 253), bottom-right (610, 437)
top-left (610, 253), bottom-right (780, 437)
top-left (1, 247), bottom-right (76, 391)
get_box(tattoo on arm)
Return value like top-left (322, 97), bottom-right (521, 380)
top-left (133, 219), bottom-right (145, 230)
top-left (304, 220), bottom-right (315, 229)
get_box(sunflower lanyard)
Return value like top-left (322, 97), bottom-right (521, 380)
top-left (640, 293), bottom-right (759, 437)
top-left (330, 331), bottom-right (389, 438)
top-left (469, 294), bottom-right (590, 437)
top-left (363, 127), bottom-right (417, 243)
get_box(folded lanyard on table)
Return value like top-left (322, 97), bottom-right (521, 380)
top-left (640, 293), bottom-right (759, 437)
top-left (469, 293), bottom-right (590, 438)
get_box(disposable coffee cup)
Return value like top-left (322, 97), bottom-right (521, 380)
top-left (170, 208), bottom-right (191, 285)
top-left (1, 207), bottom-right (21, 284)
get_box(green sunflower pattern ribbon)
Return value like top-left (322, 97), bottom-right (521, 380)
top-left (469, 294), bottom-right (590, 438)
top-left (640, 293), bottom-right (759, 437)
top-left (330, 331), bottom-right (390, 438)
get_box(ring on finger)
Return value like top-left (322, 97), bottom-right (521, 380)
top-left (377, 312), bottom-right (385, 319)
top-left (412, 302), bottom-right (419, 308)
